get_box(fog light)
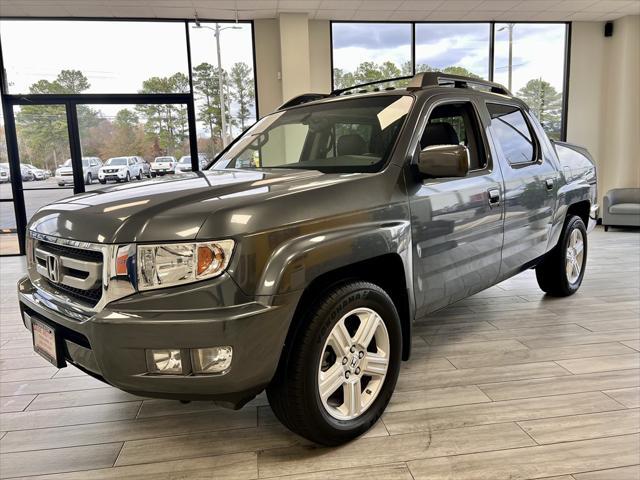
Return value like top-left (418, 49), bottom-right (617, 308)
top-left (148, 349), bottom-right (182, 374)
top-left (192, 346), bottom-right (232, 374)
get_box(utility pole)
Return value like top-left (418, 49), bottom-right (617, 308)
top-left (214, 23), bottom-right (228, 148)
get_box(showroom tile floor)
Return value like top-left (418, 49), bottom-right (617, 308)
top-left (0, 226), bottom-right (638, 479)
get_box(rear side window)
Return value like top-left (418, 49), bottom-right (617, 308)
top-left (487, 103), bottom-right (535, 165)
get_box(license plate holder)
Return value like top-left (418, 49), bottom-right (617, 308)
top-left (32, 318), bottom-right (65, 368)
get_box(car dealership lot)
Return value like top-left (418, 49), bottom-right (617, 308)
top-left (0, 226), bottom-right (637, 479)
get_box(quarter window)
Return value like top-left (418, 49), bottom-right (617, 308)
top-left (487, 103), bottom-right (535, 165)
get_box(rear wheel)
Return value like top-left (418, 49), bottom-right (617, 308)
top-left (85, 173), bottom-right (92, 185)
top-left (267, 281), bottom-right (401, 446)
top-left (536, 215), bottom-right (587, 296)
top-left (99, 179), bottom-right (106, 184)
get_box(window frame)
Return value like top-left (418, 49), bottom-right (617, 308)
top-left (485, 100), bottom-right (542, 168)
top-left (330, 20), bottom-right (571, 142)
top-left (412, 95), bottom-right (493, 180)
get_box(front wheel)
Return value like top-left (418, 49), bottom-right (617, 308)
top-left (85, 173), bottom-right (92, 185)
top-left (125, 172), bottom-right (131, 182)
top-left (536, 215), bottom-right (587, 296)
top-left (267, 281), bottom-right (401, 446)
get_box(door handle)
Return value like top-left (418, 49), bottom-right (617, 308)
top-left (545, 178), bottom-right (555, 190)
top-left (488, 189), bottom-right (500, 207)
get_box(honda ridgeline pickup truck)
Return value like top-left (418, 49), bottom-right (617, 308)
top-left (18, 73), bottom-right (598, 446)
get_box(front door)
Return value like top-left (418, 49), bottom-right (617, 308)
top-left (408, 98), bottom-right (505, 317)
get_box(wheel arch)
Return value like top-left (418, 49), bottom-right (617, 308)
top-left (282, 253), bottom-right (414, 362)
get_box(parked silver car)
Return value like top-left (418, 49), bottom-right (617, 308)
top-left (98, 156), bottom-right (144, 184)
top-left (0, 165), bottom-right (9, 183)
top-left (55, 157), bottom-right (103, 186)
top-left (175, 154), bottom-right (209, 173)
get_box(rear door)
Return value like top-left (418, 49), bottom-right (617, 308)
top-left (485, 102), bottom-right (558, 278)
top-left (409, 96), bottom-right (505, 316)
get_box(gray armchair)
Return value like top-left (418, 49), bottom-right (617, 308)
top-left (602, 188), bottom-right (640, 231)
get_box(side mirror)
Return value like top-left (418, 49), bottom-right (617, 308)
top-left (417, 144), bottom-right (470, 178)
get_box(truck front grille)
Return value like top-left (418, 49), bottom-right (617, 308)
top-left (32, 239), bottom-right (104, 308)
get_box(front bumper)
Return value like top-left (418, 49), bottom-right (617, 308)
top-left (98, 171), bottom-right (127, 181)
top-left (18, 275), bottom-right (297, 408)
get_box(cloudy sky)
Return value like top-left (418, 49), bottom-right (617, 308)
top-left (0, 19), bottom-right (256, 131)
top-left (333, 22), bottom-right (567, 94)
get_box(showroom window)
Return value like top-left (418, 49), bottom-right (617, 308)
top-left (415, 23), bottom-right (491, 79)
top-left (494, 23), bottom-right (567, 140)
top-left (331, 23), bottom-right (413, 89)
top-left (331, 22), bottom-right (569, 140)
top-left (189, 21), bottom-right (257, 158)
top-left (0, 20), bottom-right (190, 94)
top-left (0, 18), bottom-right (257, 255)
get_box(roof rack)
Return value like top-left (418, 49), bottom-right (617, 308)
top-left (277, 71), bottom-right (511, 110)
top-left (330, 75), bottom-right (414, 96)
top-left (278, 93), bottom-right (331, 110)
top-left (407, 72), bottom-right (511, 95)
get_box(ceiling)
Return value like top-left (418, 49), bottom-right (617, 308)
top-left (0, 0), bottom-right (638, 22)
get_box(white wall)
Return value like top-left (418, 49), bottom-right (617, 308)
top-left (567, 16), bottom-right (640, 206)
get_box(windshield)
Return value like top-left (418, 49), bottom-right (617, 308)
top-left (214, 95), bottom-right (413, 173)
top-left (179, 156), bottom-right (191, 163)
top-left (106, 157), bottom-right (128, 166)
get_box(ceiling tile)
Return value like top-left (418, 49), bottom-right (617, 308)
top-left (545, 0), bottom-right (599, 11)
top-left (512, 0), bottom-right (561, 11)
top-left (150, 6), bottom-right (198, 17)
top-left (475, 0), bottom-right (519, 11)
top-left (18, 4), bottom-right (73, 16)
top-left (426, 9), bottom-right (474, 19)
top-left (461, 9), bottom-right (505, 20)
top-left (399, 0), bottom-right (445, 10)
top-left (193, 8), bottom-right (238, 19)
top-left (237, 0), bottom-right (279, 9)
top-left (352, 9), bottom-right (395, 19)
top-left (238, 8), bottom-right (277, 18)
top-left (569, 12), bottom-right (599, 18)
top-left (278, 0), bottom-right (321, 8)
top-left (434, 0), bottom-right (485, 11)
top-left (192, 0), bottom-right (237, 7)
top-left (388, 9), bottom-right (431, 19)
top-left (581, 0), bottom-right (636, 11)
top-left (533, 10), bottom-right (573, 19)
top-left (314, 8), bottom-right (356, 19)
top-left (319, 0), bottom-right (362, 9)
top-left (65, 4), bottom-right (116, 17)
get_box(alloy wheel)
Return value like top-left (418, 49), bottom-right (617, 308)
top-left (317, 307), bottom-right (390, 421)
top-left (565, 228), bottom-right (584, 284)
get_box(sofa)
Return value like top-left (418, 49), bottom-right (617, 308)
top-left (602, 188), bottom-right (640, 231)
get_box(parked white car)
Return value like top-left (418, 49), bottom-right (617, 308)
top-left (56, 157), bottom-right (103, 186)
top-left (150, 156), bottom-right (177, 176)
top-left (98, 156), bottom-right (144, 184)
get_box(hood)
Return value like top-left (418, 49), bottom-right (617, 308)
top-left (28, 168), bottom-right (350, 244)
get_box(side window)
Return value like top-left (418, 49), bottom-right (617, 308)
top-left (487, 103), bottom-right (536, 165)
top-left (421, 102), bottom-right (486, 171)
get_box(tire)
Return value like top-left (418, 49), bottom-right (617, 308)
top-left (536, 215), bottom-right (587, 297)
top-left (137, 171), bottom-right (142, 180)
top-left (125, 172), bottom-right (131, 182)
top-left (99, 179), bottom-right (106, 184)
top-left (267, 281), bottom-right (402, 446)
top-left (151, 173), bottom-right (156, 178)
top-left (85, 173), bottom-right (92, 185)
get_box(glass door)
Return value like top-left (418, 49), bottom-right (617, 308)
top-left (11, 104), bottom-right (78, 227)
top-left (0, 102), bottom-right (19, 255)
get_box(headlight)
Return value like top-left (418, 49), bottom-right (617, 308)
top-left (137, 240), bottom-right (234, 291)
